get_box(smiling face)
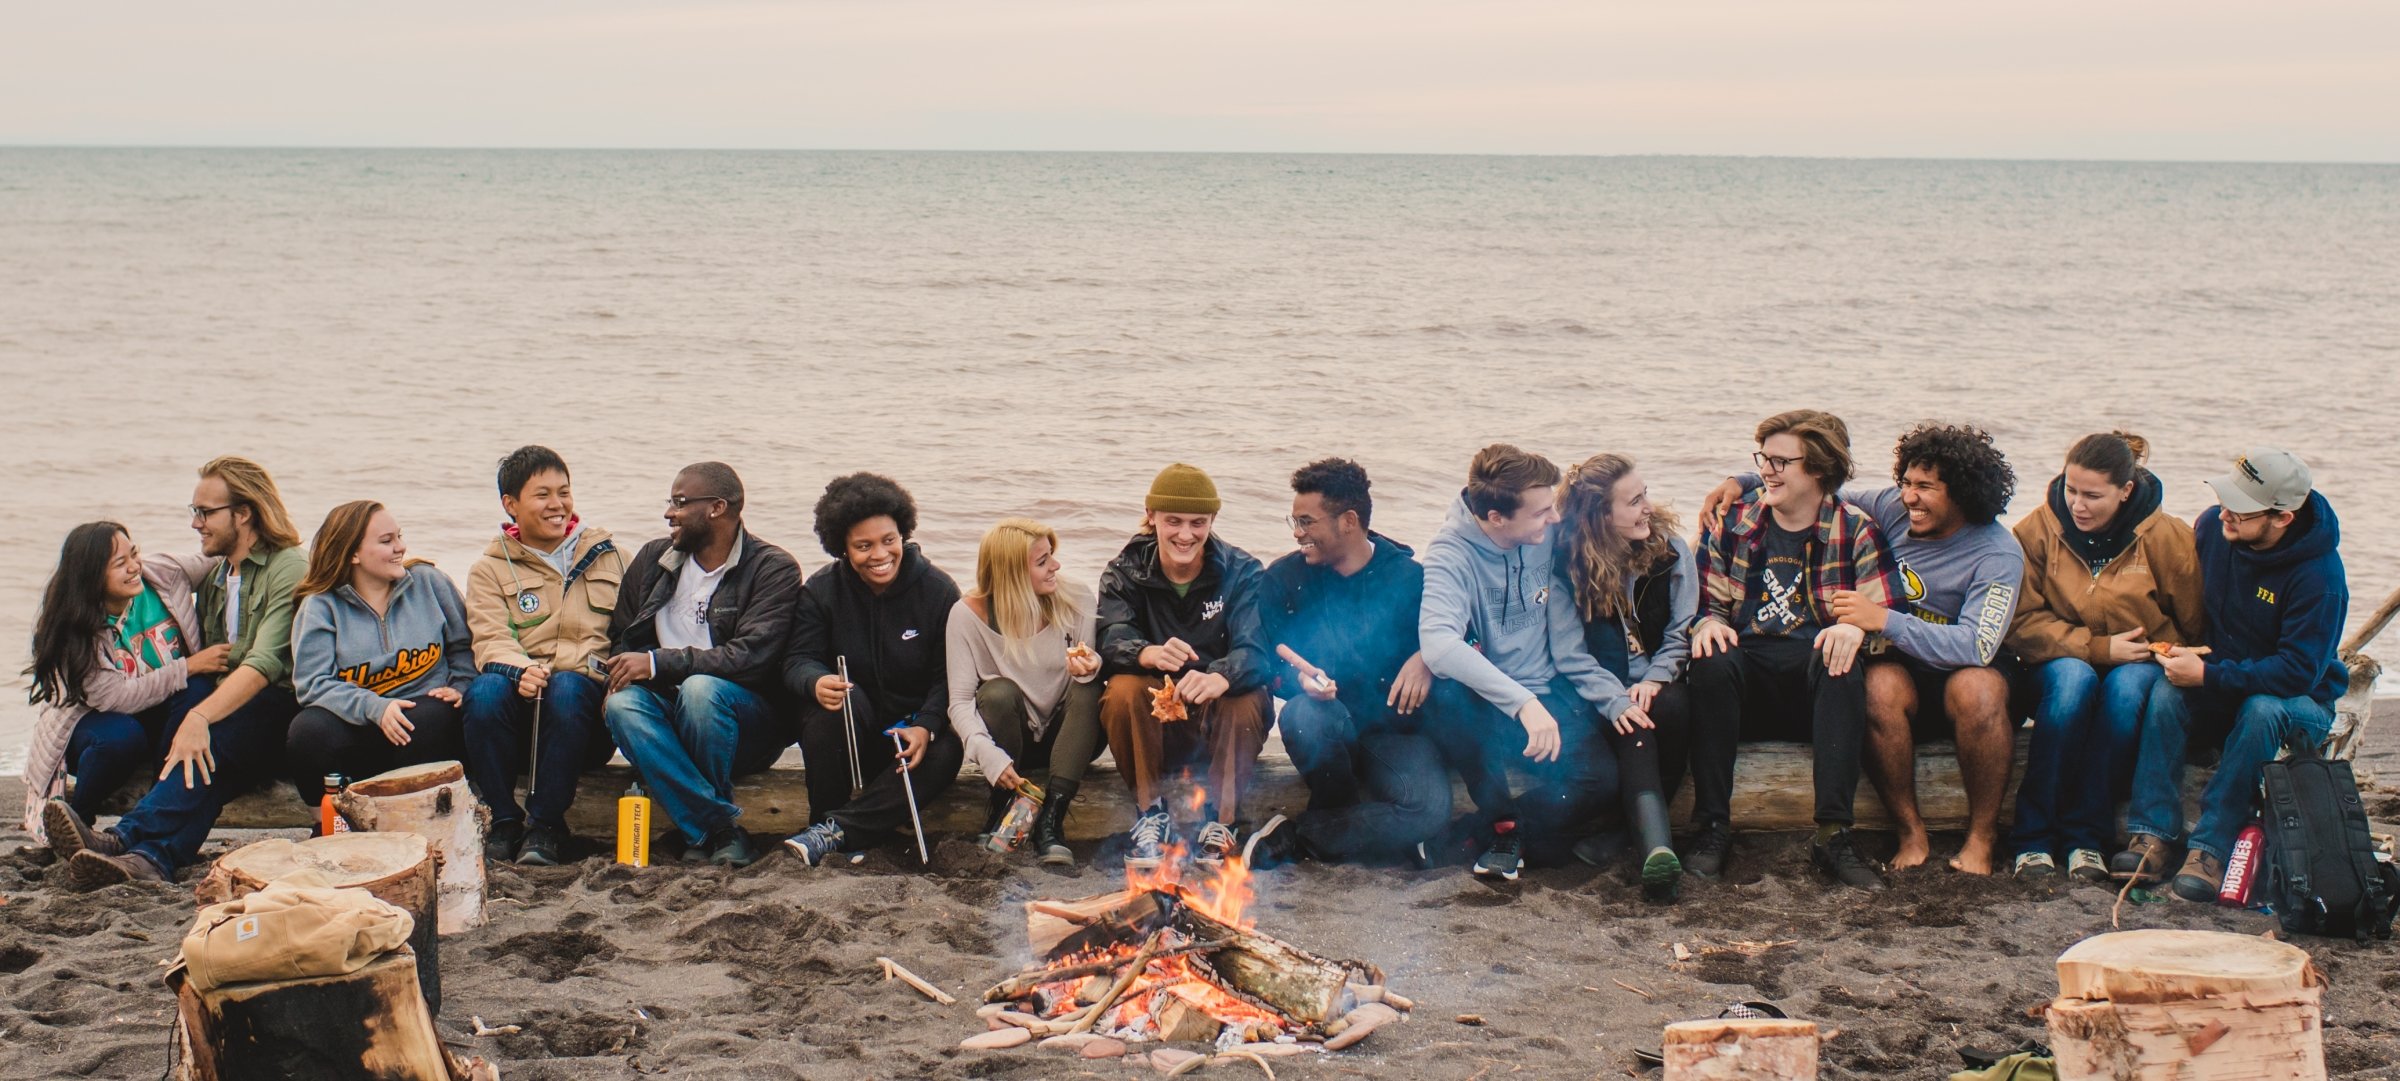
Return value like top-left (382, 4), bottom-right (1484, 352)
top-left (1027, 537), bottom-right (1062, 596)
top-left (1898, 463), bottom-right (1965, 538)
top-left (503, 467), bottom-right (575, 551)
top-left (1147, 510), bottom-right (1216, 577)
top-left (1289, 492), bottom-right (1348, 567)
top-left (2061, 463), bottom-right (2133, 534)
top-left (1482, 484), bottom-right (1560, 549)
top-left (189, 475), bottom-right (248, 558)
top-left (1609, 469), bottom-right (1654, 543)
top-left (1756, 432), bottom-right (1824, 512)
top-left (103, 531), bottom-right (144, 606)
top-left (846, 515), bottom-right (905, 589)
top-left (664, 474), bottom-right (723, 553)
top-left (351, 508), bottom-right (408, 586)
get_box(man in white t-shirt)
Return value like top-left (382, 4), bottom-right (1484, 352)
top-left (602, 462), bottom-right (804, 867)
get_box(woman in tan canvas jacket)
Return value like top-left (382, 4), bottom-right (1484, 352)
top-left (2005, 432), bottom-right (2204, 883)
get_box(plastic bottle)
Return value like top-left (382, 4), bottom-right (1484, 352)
top-left (2219, 820), bottom-right (2266, 907)
top-left (319, 774), bottom-right (351, 835)
top-left (616, 783), bottom-right (652, 866)
top-left (985, 781), bottom-right (1046, 853)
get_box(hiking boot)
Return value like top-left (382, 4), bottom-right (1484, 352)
top-left (2170, 850), bottom-right (2225, 903)
top-left (2110, 834), bottom-right (2177, 886)
top-left (706, 827), bottom-right (758, 868)
top-left (1240, 814), bottom-right (1305, 870)
top-left (1569, 830), bottom-right (1627, 868)
top-left (783, 821), bottom-right (845, 867)
top-left (1473, 819), bottom-right (1524, 882)
top-left (1033, 777), bottom-right (1077, 867)
top-left (1811, 829), bottom-right (1885, 891)
top-left (1194, 821), bottom-right (1237, 866)
top-left (517, 823), bottom-right (567, 867)
top-left (2012, 851), bottom-right (2058, 880)
top-left (484, 819), bottom-right (525, 863)
top-left (67, 849), bottom-right (165, 890)
top-left (1641, 847), bottom-right (1684, 904)
top-left (2066, 848), bottom-right (2111, 885)
top-left (1683, 819), bottom-right (1733, 880)
top-left (1125, 804), bottom-right (1174, 871)
top-left (42, 799), bottom-right (124, 860)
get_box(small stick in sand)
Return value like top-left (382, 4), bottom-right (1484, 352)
top-left (1610, 977), bottom-right (1655, 1000)
top-left (2109, 849), bottom-right (2157, 929)
top-left (1028, 900), bottom-right (1101, 924)
top-left (878, 957), bottom-right (958, 1005)
top-left (469, 1016), bottom-right (522, 1037)
top-left (1222, 1049), bottom-right (1276, 1079)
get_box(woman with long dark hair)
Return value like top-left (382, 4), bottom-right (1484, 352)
top-left (1553, 454), bottom-right (1697, 903)
top-left (22, 523), bottom-right (230, 839)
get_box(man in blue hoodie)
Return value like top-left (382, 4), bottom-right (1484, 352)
top-left (2115, 448), bottom-right (2348, 901)
top-left (1420, 444), bottom-right (1613, 881)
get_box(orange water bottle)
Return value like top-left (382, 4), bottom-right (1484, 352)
top-left (616, 783), bottom-right (652, 866)
top-left (319, 774), bottom-right (352, 835)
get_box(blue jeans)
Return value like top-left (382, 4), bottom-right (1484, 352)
top-left (2009, 658), bottom-right (2161, 857)
top-left (604, 676), bottom-right (788, 845)
top-left (462, 670), bottom-right (614, 831)
top-left (1427, 676), bottom-right (1615, 865)
top-left (1278, 695), bottom-right (1451, 861)
top-left (2127, 685), bottom-right (2334, 860)
top-left (65, 680), bottom-right (215, 821)
top-left (113, 681), bottom-right (296, 875)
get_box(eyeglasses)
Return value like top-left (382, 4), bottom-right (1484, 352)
top-left (188, 503), bottom-right (234, 523)
top-left (1285, 514), bottom-right (1324, 531)
top-left (2221, 507), bottom-right (2274, 524)
top-left (1752, 451), bottom-right (1804, 475)
top-left (664, 495), bottom-right (726, 511)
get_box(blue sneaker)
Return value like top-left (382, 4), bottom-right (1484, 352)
top-left (1473, 819), bottom-right (1523, 882)
top-left (1125, 805), bottom-right (1173, 871)
top-left (783, 821), bottom-right (845, 867)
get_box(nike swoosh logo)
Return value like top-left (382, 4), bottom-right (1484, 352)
top-left (901, 629), bottom-right (920, 640)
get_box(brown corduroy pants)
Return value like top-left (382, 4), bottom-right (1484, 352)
top-left (1097, 674), bottom-right (1270, 823)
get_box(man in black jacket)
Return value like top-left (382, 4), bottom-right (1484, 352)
top-left (602, 462), bottom-right (803, 867)
top-left (1246, 459), bottom-right (1450, 868)
top-left (778, 473), bottom-right (966, 866)
top-left (1097, 463), bottom-right (1273, 868)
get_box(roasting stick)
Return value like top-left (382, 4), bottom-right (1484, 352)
top-left (1274, 644), bottom-right (1337, 697)
top-left (877, 957), bottom-right (957, 1005)
top-left (837, 657), bottom-right (865, 795)
top-left (889, 725), bottom-right (931, 865)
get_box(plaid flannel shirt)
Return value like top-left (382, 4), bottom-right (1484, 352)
top-left (1697, 493), bottom-right (1898, 631)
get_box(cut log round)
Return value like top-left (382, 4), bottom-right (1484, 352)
top-left (172, 947), bottom-right (449, 1081)
top-left (1663, 1018), bottom-right (1819, 1081)
top-left (2047, 930), bottom-right (2325, 1081)
top-left (2054, 930), bottom-right (2316, 1004)
top-left (194, 833), bottom-right (442, 1016)
top-left (335, 761), bottom-right (488, 934)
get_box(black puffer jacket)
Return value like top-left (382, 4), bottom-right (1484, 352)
top-left (781, 543), bottom-right (962, 729)
top-left (1096, 533), bottom-right (1270, 693)
top-left (609, 530), bottom-right (803, 695)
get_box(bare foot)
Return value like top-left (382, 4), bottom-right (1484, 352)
top-left (1948, 834), bottom-right (1997, 875)
top-left (1890, 829), bottom-right (1931, 870)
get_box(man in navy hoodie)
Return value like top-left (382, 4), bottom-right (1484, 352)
top-left (2115, 448), bottom-right (2348, 901)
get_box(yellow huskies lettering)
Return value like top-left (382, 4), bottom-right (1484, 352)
top-left (336, 643), bottom-right (446, 695)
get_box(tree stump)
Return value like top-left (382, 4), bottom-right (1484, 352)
top-left (1662, 1018), bottom-right (1819, 1080)
top-left (335, 761), bottom-right (489, 934)
top-left (171, 947), bottom-right (453, 1081)
top-left (2045, 930), bottom-right (2325, 1080)
top-left (196, 833), bottom-right (442, 1016)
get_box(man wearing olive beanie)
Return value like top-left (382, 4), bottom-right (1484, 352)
top-left (1095, 463), bottom-right (1274, 869)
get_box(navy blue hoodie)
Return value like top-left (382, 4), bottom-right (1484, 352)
top-left (2195, 492), bottom-right (2348, 705)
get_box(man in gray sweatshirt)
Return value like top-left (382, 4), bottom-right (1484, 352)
top-left (1420, 444), bottom-right (1613, 881)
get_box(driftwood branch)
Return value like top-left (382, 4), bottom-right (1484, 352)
top-left (877, 957), bottom-right (956, 1005)
top-left (981, 940), bottom-right (1228, 1002)
top-left (2341, 582), bottom-right (2400, 655)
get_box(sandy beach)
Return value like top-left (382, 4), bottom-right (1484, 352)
top-left (5, 716), bottom-right (2395, 1080)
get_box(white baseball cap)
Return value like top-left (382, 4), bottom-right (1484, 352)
top-left (2207, 447), bottom-right (2312, 515)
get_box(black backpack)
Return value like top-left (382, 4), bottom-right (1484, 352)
top-left (2259, 739), bottom-right (2400, 941)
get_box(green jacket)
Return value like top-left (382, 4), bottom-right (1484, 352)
top-left (170, 545), bottom-right (308, 690)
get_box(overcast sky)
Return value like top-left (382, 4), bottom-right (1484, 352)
top-left (5, 1), bottom-right (2395, 161)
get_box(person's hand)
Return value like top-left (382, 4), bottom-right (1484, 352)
top-left (1388, 652), bottom-right (1434, 715)
top-left (517, 664), bottom-right (551, 698)
top-left (604, 652), bottom-right (652, 695)
top-left (993, 762), bottom-right (1025, 791)
top-left (1627, 679), bottom-right (1661, 713)
top-left (1697, 476), bottom-right (1746, 527)
top-left (1140, 638), bottom-right (1199, 673)
top-left (1831, 590), bottom-right (1890, 633)
top-left (891, 725), bottom-right (930, 770)
top-left (376, 699), bottom-right (417, 746)
top-left (159, 714), bottom-right (215, 789)
top-left (2158, 645), bottom-right (2206, 688)
top-left (428, 686), bottom-right (462, 707)
top-left (1178, 670), bottom-right (1231, 704)
top-left (1515, 698), bottom-right (1562, 762)
top-left (185, 643), bottom-right (232, 676)
top-left (2106, 627), bottom-right (2153, 665)
top-left (1611, 702), bottom-right (1654, 735)
top-left (1691, 618), bottom-right (1740, 659)
top-left (813, 673), bottom-right (852, 712)
top-left (1066, 644), bottom-right (1100, 680)
top-left (1815, 623), bottom-right (1866, 676)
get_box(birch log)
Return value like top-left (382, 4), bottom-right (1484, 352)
top-left (336, 761), bottom-right (488, 933)
top-left (2046, 930), bottom-right (2325, 1081)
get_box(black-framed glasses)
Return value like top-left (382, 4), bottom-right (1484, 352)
top-left (2221, 507), bottom-right (2273, 524)
top-left (188, 503), bottom-right (234, 522)
top-left (1752, 451), bottom-right (1802, 475)
top-left (664, 495), bottom-right (726, 511)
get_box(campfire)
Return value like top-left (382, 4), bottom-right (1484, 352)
top-left (966, 813), bottom-right (1411, 1063)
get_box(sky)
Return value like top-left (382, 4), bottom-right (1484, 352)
top-left (3, 1), bottom-right (2396, 161)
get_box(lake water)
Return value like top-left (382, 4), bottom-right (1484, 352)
top-left (4, 149), bottom-right (2397, 768)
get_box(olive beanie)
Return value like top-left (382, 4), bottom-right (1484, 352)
top-left (1144, 463), bottom-right (1222, 515)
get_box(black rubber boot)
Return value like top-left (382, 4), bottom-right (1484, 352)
top-left (1033, 777), bottom-right (1078, 867)
top-left (1633, 791), bottom-right (1682, 903)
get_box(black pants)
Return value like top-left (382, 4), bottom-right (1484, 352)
top-left (797, 697), bottom-right (964, 843)
top-left (1278, 695), bottom-right (1451, 860)
top-left (1606, 680), bottom-right (1691, 831)
top-left (286, 694), bottom-right (468, 809)
top-left (1684, 634), bottom-right (1867, 828)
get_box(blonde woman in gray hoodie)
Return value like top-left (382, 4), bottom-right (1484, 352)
top-left (286, 500), bottom-right (475, 811)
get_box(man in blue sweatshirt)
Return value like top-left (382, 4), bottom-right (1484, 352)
top-left (2117, 448), bottom-right (2348, 901)
top-left (1420, 444), bottom-right (1613, 881)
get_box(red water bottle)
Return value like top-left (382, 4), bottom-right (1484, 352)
top-left (2218, 821), bottom-right (2265, 907)
top-left (320, 774), bottom-right (353, 836)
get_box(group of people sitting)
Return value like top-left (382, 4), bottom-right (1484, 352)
top-left (22, 412), bottom-right (2350, 908)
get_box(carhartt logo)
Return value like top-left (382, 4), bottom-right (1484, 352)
top-left (901, 628), bottom-right (920, 641)
top-left (2256, 586), bottom-right (2277, 604)
top-left (236, 916), bottom-right (261, 941)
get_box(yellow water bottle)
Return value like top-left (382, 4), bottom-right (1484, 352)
top-left (616, 782), bottom-right (652, 866)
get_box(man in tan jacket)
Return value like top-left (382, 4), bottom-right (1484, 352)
top-left (460, 446), bottom-right (628, 865)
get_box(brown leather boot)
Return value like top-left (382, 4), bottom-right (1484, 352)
top-left (66, 849), bottom-right (165, 890)
top-left (42, 798), bottom-right (124, 859)
top-left (2109, 834), bottom-right (2178, 886)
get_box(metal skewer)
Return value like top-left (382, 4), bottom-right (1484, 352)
top-left (837, 655), bottom-right (864, 796)
top-left (890, 725), bottom-right (930, 865)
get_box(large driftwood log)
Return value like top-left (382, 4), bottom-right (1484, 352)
top-left (2046, 930), bottom-right (2325, 1081)
top-left (335, 761), bottom-right (487, 934)
top-left (1176, 903), bottom-right (1351, 1026)
top-left (196, 833), bottom-right (442, 1016)
top-left (1663, 1018), bottom-right (1819, 1080)
top-left (173, 947), bottom-right (452, 1081)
